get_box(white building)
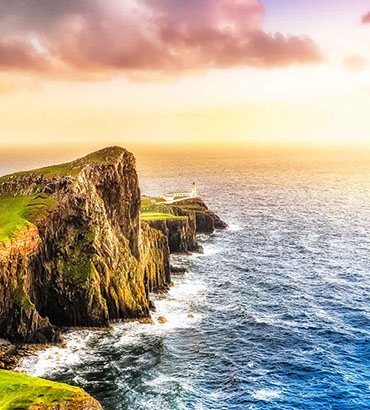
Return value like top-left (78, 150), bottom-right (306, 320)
top-left (162, 183), bottom-right (197, 203)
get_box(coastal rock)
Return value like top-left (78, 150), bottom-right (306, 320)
top-left (171, 198), bottom-right (228, 233)
top-left (146, 216), bottom-right (200, 254)
top-left (0, 147), bottom-right (169, 343)
top-left (149, 300), bottom-right (156, 312)
top-left (141, 221), bottom-right (171, 293)
top-left (0, 146), bottom-right (225, 345)
top-left (170, 266), bottom-right (188, 275)
top-left (145, 197), bottom-right (227, 253)
top-left (157, 316), bottom-right (168, 324)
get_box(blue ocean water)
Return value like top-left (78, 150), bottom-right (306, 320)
top-left (16, 153), bottom-right (370, 409)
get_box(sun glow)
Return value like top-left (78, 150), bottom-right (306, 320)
top-left (0, 0), bottom-right (369, 151)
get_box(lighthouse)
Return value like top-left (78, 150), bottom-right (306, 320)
top-left (192, 182), bottom-right (197, 197)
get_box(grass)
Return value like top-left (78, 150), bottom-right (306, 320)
top-left (0, 194), bottom-right (56, 244)
top-left (0, 146), bottom-right (125, 183)
top-left (0, 370), bottom-right (90, 410)
top-left (176, 204), bottom-right (204, 210)
top-left (0, 147), bottom-right (124, 242)
top-left (141, 211), bottom-right (186, 221)
top-left (141, 197), bottom-right (186, 221)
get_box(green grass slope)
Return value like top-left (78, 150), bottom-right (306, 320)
top-left (141, 211), bottom-right (185, 221)
top-left (0, 370), bottom-right (92, 410)
top-left (0, 194), bottom-right (56, 244)
top-left (0, 147), bottom-right (126, 243)
top-left (141, 198), bottom-right (186, 221)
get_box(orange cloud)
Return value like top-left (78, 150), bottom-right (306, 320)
top-left (0, 0), bottom-right (324, 79)
top-left (343, 55), bottom-right (367, 72)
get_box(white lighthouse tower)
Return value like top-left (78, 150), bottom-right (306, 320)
top-left (191, 182), bottom-right (197, 197)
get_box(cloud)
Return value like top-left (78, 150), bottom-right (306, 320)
top-left (362, 11), bottom-right (370, 24)
top-left (343, 55), bottom-right (367, 72)
top-left (0, 0), bottom-right (324, 79)
top-left (0, 41), bottom-right (50, 72)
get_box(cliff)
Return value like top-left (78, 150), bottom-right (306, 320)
top-left (145, 216), bottom-right (199, 254)
top-left (141, 221), bottom-right (171, 293)
top-left (0, 370), bottom-right (102, 409)
top-left (0, 147), bottom-right (170, 344)
top-left (142, 197), bottom-right (227, 253)
top-left (167, 198), bottom-right (228, 234)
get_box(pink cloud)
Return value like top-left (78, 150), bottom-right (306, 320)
top-left (0, 0), bottom-right (324, 79)
top-left (362, 11), bottom-right (370, 24)
top-left (0, 41), bottom-right (50, 72)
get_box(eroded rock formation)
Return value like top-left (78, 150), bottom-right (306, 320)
top-left (146, 198), bottom-right (227, 253)
top-left (0, 147), bottom-right (171, 343)
top-left (0, 146), bottom-right (227, 345)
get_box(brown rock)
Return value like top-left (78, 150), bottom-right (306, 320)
top-left (149, 300), bottom-right (157, 312)
top-left (157, 316), bottom-right (168, 325)
top-left (138, 317), bottom-right (154, 325)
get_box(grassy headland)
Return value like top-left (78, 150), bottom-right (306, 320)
top-left (0, 370), bottom-right (93, 410)
top-left (0, 146), bottom-right (124, 184)
top-left (0, 147), bottom-right (125, 244)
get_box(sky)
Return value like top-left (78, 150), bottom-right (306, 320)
top-left (0, 0), bottom-right (369, 151)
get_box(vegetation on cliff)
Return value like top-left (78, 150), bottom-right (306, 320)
top-left (0, 146), bottom-right (225, 341)
top-left (0, 370), bottom-right (101, 409)
top-left (141, 198), bottom-right (186, 221)
top-left (141, 196), bottom-right (227, 253)
top-left (0, 147), bottom-right (124, 184)
top-left (141, 212), bottom-right (185, 221)
top-left (0, 194), bottom-right (56, 244)
top-left (0, 146), bottom-right (171, 344)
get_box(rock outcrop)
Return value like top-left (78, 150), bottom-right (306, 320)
top-left (146, 216), bottom-right (200, 254)
top-left (0, 147), bottom-right (170, 344)
top-left (141, 221), bottom-right (171, 293)
top-left (169, 198), bottom-right (228, 234)
top-left (145, 197), bottom-right (227, 253)
top-left (0, 146), bottom-right (227, 410)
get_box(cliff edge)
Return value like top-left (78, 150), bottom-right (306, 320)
top-left (141, 197), bottom-right (227, 253)
top-left (0, 370), bottom-right (102, 409)
top-left (0, 147), bottom-right (170, 344)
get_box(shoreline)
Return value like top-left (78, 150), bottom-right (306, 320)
top-left (1, 230), bottom-right (223, 374)
top-left (1, 260), bottom-right (200, 373)
top-left (14, 258), bottom-right (207, 379)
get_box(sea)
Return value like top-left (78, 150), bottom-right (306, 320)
top-left (1, 147), bottom-right (370, 409)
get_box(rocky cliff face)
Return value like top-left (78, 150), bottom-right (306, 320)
top-left (172, 198), bottom-right (228, 234)
top-left (0, 147), bottom-right (171, 344)
top-left (146, 215), bottom-right (200, 254)
top-left (146, 198), bottom-right (227, 253)
top-left (0, 225), bottom-right (57, 343)
top-left (140, 221), bottom-right (171, 293)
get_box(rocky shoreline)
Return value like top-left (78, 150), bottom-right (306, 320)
top-left (0, 146), bottom-right (227, 408)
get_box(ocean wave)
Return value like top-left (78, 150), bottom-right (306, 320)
top-left (16, 330), bottom-right (94, 377)
top-left (17, 273), bottom-right (206, 379)
top-left (252, 389), bottom-right (281, 401)
top-left (227, 223), bottom-right (244, 232)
